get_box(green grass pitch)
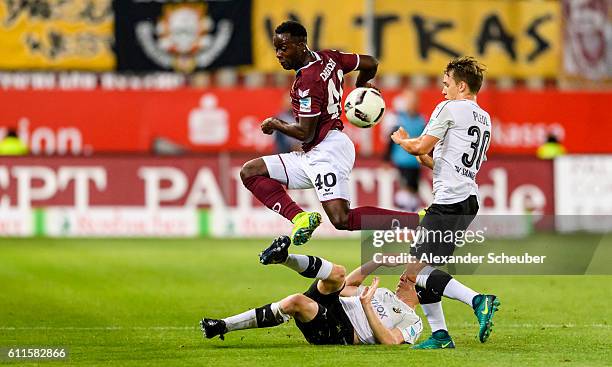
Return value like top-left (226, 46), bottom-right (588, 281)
top-left (0, 236), bottom-right (610, 366)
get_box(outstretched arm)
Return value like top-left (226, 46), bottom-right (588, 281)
top-left (359, 277), bottom-right (405, 345)
top-left (342, 257), bottom-right (406, 296)
top-left (261, 115), bottom-right (318, 142)
top-left (344, 260), bottom-right (382, 289)
top-left (391, 127), bottom-right (439, 156)
top-left (393, 126), bottom-right (435, 167)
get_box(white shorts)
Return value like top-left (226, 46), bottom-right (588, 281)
top-left (263, 130), bottom-right (355, 202)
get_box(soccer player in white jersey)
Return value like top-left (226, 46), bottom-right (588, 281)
top-left (390, 56), bottom-right (500, 349)
top-left (200, 236), bottom-right (423, 346)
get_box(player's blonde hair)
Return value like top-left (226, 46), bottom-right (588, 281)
top-left (444, 56), bottom-right (487, 94)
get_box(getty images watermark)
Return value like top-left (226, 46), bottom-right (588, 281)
top-left (369, 226), bottom-right (546, 265)
top-left (360, 214), bottom-right (610, 275)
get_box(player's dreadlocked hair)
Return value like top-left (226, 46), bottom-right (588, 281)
top-left (445, 56), bottom-right (487, 94)
top-left (275, 20), bottom-right (307, 41)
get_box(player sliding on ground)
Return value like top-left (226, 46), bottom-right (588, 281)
top-left (200, 236), bottom-right (423, 345)
top-left (390, 57), bottom-right (499, 349)
top-left (240, 20), bottom-right (418, 247)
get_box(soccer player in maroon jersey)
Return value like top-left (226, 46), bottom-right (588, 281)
top-left (240, 21), bottom-right (418, 246)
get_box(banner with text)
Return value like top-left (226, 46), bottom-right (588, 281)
top-left (253, 0), bottom-right (560, 77)
top-left (0, 0), bottom-right (114, 70)
top-left (0, 88), bottom-right (610, 156)
top-left (0, 155), bottom-right (554, 239)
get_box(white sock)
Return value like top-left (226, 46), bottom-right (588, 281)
top-left (223, 309), bottom-right (257, 332)
top-left (421, 302), bottom-right (448, 332)
top-left (415, 265), bottom-right (435, 289)
top-left (284, 254), bottom-right (333, 279)
top-left (443, 279), bottom-right (479, 306)
top-left (222, 302), bottom-right (290, 332)
top-left (284, 254), bottom-right (310, 272)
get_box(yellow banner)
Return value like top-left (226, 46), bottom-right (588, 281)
top-left (0, 0), bottom-right (114, 70)
top-left (252, 0), bottom-right (366, 73)
top-left (253, 0), bottom-right (560, 77)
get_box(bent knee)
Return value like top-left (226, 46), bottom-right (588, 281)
top-left (240, 159), bottom-right (267, 182)
top-left (328, 264), bottom-right (346, 284)
top-left (329, 213), bottom-right (349, 230)
top-left (281, 293), bottom-right (309, 313)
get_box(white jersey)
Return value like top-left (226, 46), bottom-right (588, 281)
top-left (339, 287), bottom-right (423, 345)
top-left (423, 99), bottom-right (492, 204)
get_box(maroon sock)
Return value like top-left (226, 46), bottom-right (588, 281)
top-left (347, 206), bottom-right (419, 230)
top-left (243, 175), bottom-right (304, 222)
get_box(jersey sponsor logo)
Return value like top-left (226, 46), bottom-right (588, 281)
top-left (370, 298), bottom-right (389, 319)
top-left (319, 58), bottom-right (337, 81)
top-left (298, 89), bottom-right (310, 98)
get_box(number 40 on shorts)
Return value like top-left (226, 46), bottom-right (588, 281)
top-left (314, 173), bottom-right (337, 190)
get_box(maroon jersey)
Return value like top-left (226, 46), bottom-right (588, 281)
top-left (289, 49), bottom-right (359, 152)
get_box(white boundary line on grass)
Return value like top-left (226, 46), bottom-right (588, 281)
top-left (0, 324), bottom-right (609, 331)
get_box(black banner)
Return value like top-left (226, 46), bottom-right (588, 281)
top-left (114, 0), bottom-right (252, 72)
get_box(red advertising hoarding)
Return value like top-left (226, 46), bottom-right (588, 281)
top-left (0, 156), bottom-right (554, 215)
top-left (1, 88), bottom-right (608, 156)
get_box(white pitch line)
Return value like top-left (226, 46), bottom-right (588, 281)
top-left (0, 324), bottom-right (609, 331)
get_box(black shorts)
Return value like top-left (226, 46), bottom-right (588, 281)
top-left (410, 195), bottom-right (479, 264)
top-left (398, 167), bottom-right (420, 192)
top-left (294, 281), bottom-right (355, 345)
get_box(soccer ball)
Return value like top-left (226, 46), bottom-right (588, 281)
top-left (344, 87), bottom-right (386, 128)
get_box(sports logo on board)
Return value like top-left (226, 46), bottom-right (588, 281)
top-left (135, 3), bottom-right (231, 72)
top-left (114, 0), bottom-right (252, 72)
